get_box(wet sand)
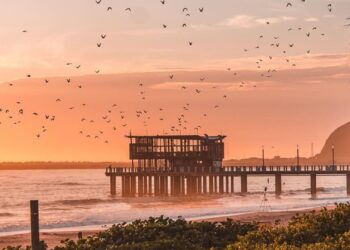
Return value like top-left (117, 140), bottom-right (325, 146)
top-left (0, 206), bottom-right (332, 249)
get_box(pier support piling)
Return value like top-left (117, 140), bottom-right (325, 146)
top-left (197, 176), bottom-right (202, 194)
top-left (159, 176), bottom-right (165, 195)
top-left (176, 176), bottom-right (182, 195)
top-left (203, 175), bottom-right (207, 194)
top-left (241, 174), bottom-right (248, 193)
top-left (143, 176), bottom-right (148, 195)
top-left (110, 175), bottom-right (116, 195)
top-left (310, 173), bottom-right (317, 197)
top-left (230, 176), bottom-right (234, 193)
top-left (209, 176), bottom-right (214, 194)
top-left (125, 176), bottom-right (130, 196)
top-left (225, 176), bottom-right (229, 193)
top-left (347, 174), bottom-right (350, 196)
top-left (138, 176), bottom-right (143, 196)
top-left (275, 173), bottom-right (282, 196)
top-left (148, 176), bottom-right (152, 195)
top-left (219, 176), bottom-right (224, 194)
top-left (154, 176), bottom-right (160, 196)
top-left (131, 176), bottom-right (136, 196)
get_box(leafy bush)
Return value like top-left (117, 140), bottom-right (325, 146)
top-left (227, 202), bottom-right (350, 250)
top-left (53, 216), bottom-right (257, 250)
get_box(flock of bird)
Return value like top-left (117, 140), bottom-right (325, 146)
top-left (0, 0), bottom-right (349, 145)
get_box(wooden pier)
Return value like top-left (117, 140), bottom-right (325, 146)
top-left (106, 134), bottom-right (350, 197)
top-left (106, 165), bottom-right (350, 197)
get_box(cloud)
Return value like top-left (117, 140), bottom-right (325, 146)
top-left (305, 17), bottom-right (319, 22)
top-left (150, 81), bottom-right (231, 90)
top-left (221, 15), bottom-right (259, 28)
top-left (221, 15), bottom-right (296, 28)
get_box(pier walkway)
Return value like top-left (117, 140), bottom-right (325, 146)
top-left (106, 165), bottom-right (350, 197)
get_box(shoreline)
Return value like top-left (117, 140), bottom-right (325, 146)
top-left (0, 205), bottom-right (334, 248)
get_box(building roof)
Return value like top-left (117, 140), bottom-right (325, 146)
top-left (126, 134), bottom-right (226, 141)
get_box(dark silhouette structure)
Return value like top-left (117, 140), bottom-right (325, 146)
top-left (106, 134), bottom-right (350, 197)
top-left (128, 134), bottom-right (225, 170)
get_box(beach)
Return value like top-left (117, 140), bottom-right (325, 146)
top-left (0, 206), bottom-right (333, 249)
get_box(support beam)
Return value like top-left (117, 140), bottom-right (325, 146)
top-left (241, 174), bottom-right (248, 193)
top-left (197, 176), bottom-right (202, 194)
top-left (138, 176), bottom-right (143, 197)
top-left (203, 175), bottom-right (207, 194)
top-left (225, 176), bottom-right (229, 193)
top-left (121, 176), bottom-right (125, 196)
top-left (124, 176), bottom-right (130, 196)
top-left (181, 176), bottom-right (185, 195)
top-left (209, 176), bottom-right (214, 194)
top-left (347, 174), bottom-right (350, 196)
top-left (154, 176), bottom-right (160, 196)
top-left (310, 173), bottom-right (317, 197)
top-left (148, 176), bottom-right (152, 195)
top-left (170, 176), bottom-right (174, 195)
top-left (110, 175), bottom-right (116, 195)
top-left (143, 176), bottom-right (148, 195)
top-left (130, 176), bottom-right (136, 197)
top-left (219, 176), bottom-right (224, 194)
top-left (275, 173), bottom-right (282, 196)
top-left (174, 176), bottom-right (181, 195)
top-left (164, 176), bottom-right (169, 195)
top-left (230, 176), bottom-right (234, 193)
top-left (186, 177), bottom-right (191, 195)
top-left (159, 176), bottom-right (165, 195)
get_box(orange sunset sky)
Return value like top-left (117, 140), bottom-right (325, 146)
top-left (0, 0), bottom-right (349, 162)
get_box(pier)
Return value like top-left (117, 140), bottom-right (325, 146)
top-left (106, 134), bottom-right (350, 197)
top-left (106, 164), bottom-right (350, 197)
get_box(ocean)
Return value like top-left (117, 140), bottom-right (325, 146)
top-left (0, 169), bottom-right (349, 236)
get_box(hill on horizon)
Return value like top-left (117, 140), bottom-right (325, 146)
top-left (315, 121), bottom-right (350, 164)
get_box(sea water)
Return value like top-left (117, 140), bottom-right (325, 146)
top-left (0, 169), bottom-right (349, 235)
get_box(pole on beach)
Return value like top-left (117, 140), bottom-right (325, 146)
top-left (30, 200), bottom-right (40, 250)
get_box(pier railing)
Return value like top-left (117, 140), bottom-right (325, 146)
top-left (106, 165), bottom-right (350, 197)
top-left (106, 165), bottom-right (350, 175)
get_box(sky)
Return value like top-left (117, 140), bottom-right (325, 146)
top-left (0, 0), bottom-right (349, 162)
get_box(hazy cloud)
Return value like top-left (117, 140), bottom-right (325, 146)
top-left (221, 15), bottom-right (296, 28)
top-left (305, 17), bottom-right (319, 22)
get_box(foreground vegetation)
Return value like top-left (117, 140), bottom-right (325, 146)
top-left (4, 203), bottom-right (350, 250)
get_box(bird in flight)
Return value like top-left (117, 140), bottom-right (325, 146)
top-left (327, 3), bottom-right (332, 12)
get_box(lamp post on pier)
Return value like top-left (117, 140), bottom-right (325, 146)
top-left (296, 144), bottom-right (300, 167)
top-left (332, 145), bottom-right (335, 167)
top-left (262, 145), bottom-right (265, 167)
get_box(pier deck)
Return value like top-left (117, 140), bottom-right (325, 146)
top-left (106, 165), bottom-right (350, 197)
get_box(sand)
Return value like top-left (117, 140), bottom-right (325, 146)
top-left (0, 206), bottom-right (331, 249)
